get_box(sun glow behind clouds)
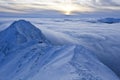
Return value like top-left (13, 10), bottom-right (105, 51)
top-left (64, 5), bottom-right (74, 15)
top-left (57, 0), bottom-right (76, 15)
top-left (0, 0), bottom-right (94, 15)
top-left (57, 0), bottom-right (73, 15)
top-left (0, 0), bottom-right (120, 15)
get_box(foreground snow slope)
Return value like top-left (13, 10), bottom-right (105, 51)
top-left (0, 19), bottom-right (120, 80)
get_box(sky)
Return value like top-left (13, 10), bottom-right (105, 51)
top-left (0, 0), bottom-right (120, 18)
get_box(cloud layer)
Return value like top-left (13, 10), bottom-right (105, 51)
top-left (0, 0), bottom-right (120, 17)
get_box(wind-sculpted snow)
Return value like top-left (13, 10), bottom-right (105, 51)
top-left (0, 44), bottom-right (119, 80)
top-left (71, 46), bottom-right (119, 80)
top-left (0, 19), bottom-right (120, 80)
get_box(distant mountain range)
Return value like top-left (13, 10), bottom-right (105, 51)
top-left (86, 18), bottom-right (120, 24)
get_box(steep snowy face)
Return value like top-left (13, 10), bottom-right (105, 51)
top-left (0, 20), bottom-right (48, 55)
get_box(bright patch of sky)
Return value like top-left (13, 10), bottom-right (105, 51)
top-left (0, 0), bottom-right (120, 16)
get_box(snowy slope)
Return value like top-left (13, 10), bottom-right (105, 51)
top-left (0, 19), bottom-right (120, 80)
top-left (0, 45), bottom-right (119, 80)
top-left (32, 18), bottom-right (120, 77)
top-left (0, 20), bottom-right (48, 56)
top-left (30, 46), bottom-right (119, 80)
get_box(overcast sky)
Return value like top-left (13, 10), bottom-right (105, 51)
top-left (0, 0), bottom-right (120, 17)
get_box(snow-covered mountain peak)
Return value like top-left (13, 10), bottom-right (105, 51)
top-left (0, 20), bottom-right (49, 55)
top-left (1, 19), bottom-right (48, 42)
top-left (11, 20), bottom-right (34, 29)
top-left (10, 19), bottom-right (47, 41)
top-left (6, 20), bottom-right (29, 29)
top-left (13, 20), bottom-right (29, 24)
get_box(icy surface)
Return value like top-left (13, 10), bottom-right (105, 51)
top-left (0, 18), bottom-right (120, 80)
